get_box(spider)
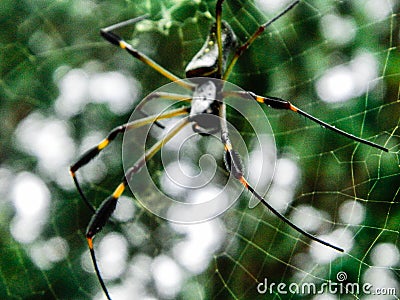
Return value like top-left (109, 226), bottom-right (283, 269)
top-left (69, 1), bottom-right (388, 299)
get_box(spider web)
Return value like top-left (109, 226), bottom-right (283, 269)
top-left (1, 0), bottom-right (400, 299)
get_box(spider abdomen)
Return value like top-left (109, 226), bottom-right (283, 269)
top-left (185, 21), bottom-right (237, 78)
top-left (189, 80), bottom-right (221, 135)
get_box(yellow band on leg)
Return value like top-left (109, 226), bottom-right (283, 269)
top-left (98, 138), bottom-right (110, 150)
top-left (113, 182), bottom-right (125, 198)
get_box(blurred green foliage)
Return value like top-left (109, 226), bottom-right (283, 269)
top-left (0, 0), bottom-right (399, 299)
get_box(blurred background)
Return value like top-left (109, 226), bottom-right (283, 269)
top-left (0, 0), bottom-right (399, 299)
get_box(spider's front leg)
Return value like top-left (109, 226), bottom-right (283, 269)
top-left (218, 102), bottom-right (344, 252)
top-left (85, 117), bottom-right (190, 300)
top-left (100, 15), bottom-right (194, 90)
top-left (69, 107), bottom-right (189, 212)
top-left (85, 180), bottom-right (126, 300)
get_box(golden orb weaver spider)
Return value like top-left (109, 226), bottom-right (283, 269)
top-left (69, 1), bottom-right (388, 299)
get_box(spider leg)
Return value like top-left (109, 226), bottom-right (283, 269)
top-left (218, 102), bottom-right (344, 252)
top-left (136, 109), bottom-right (166, 129)
top-left (215, 0), bottom-right (225, 78)
top-left (101, 15), bottom-right (194, 90)
top-left (70, 106), bottom-right (189, 212)
top-left (223, 0), bottom-right (300, 80)
top-left (86, 116), bottom-right (190, 300)
top-left (136, 92), bottom-right (192, 111)
top-left (136, 92), bottom-right (192, 129)
top-left (226, 90), bottom-right (388, 152)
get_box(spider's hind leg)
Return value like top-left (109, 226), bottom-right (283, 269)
top-left (224, 90), bottom-right (388, 152)
top-left (218, 102), bottom-right (344, 252)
